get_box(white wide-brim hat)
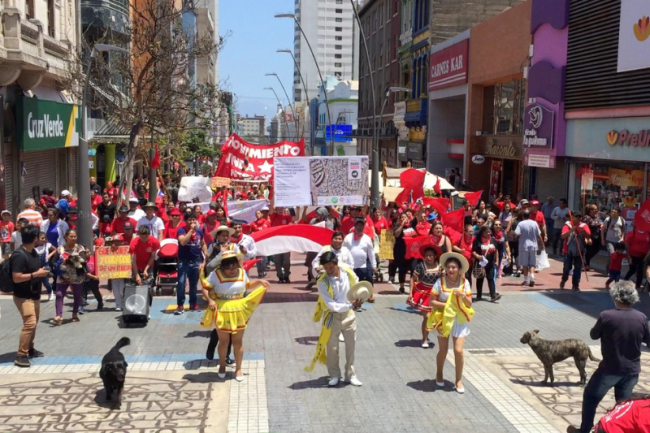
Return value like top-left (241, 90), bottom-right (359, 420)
top-left (439, 252), bottom-right (470, 276)
top-left (347, 281), bottom-right (374, 303)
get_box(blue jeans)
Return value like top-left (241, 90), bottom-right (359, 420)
top-left (354, 267), bottom-right (372, 283)
top-left (578, 367), bottom-right (638, 432)
top-left (562, 253), bottom-right (583, 288)
top-left (177, 260), bottom-right (200, 307)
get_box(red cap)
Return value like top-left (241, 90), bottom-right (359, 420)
top-left (94, 238), bottom-right (105, 247)
top-left (207, 209), bottom-right (218, 216)
top-left (170, 208), bottom-right (182, 216)
top-left (530, 200), bottom-right (540, 206)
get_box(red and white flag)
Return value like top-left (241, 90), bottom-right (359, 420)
top-left (250, 225), bottom-right (333, 256)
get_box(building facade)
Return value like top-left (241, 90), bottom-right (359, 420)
top-left (317, 80), bottom-right (358, 156)
top-left (1, 0), bottom-right (79, 212)
top-left (238, 115), bottom-right (266, 142)
top-left (293, 0), bottom-right (359, 104)
top-left (356, 0), bottom-right (401, 168)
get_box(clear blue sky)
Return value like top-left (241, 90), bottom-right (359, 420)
top-left (219, 0), bottom-right (295, 124)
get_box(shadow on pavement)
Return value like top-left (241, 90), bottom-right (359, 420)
top-left (294, 336), bottom-right (319, 345)
top-left (262, 292), bottom-right (318, 304)
top-left (406, 379), bottom-right (442, 392)
top-left (510, 378), bottom-right (583, 388)
top-left (185, 330), bottom-right (211, 339)
top-left (93, 389), bottom-right (121, 409)
top-left (536, 290), bottom-right (650, 320)
top-left (395, 339), bottom-right (435, 349)
top-left (288, 377), bottom-right (330, 390)
top-left (183, 372), bottom-right (223, 383)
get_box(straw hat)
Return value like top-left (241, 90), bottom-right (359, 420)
top-left (439, 252), bottom-right (470, 275)
top-left (347, 281), bottom-right (374, 303)
top-left (214, 225), bottom-right (234, 236)
top-left (216, 250), bottom-right (244, 267)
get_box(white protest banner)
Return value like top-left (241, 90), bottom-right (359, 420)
top-left (274, 156), bottom-right (369, 207)
top-left (618, 0), bottom-right (650, 73)
top-left (178, 176), bottom-right (212, 203)
top-left (193, 199), bottom-right (269, 223)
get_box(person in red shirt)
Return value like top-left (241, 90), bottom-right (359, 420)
top-left (164, 207), bottom-right (186, 239)
top-left (560, 211), bottom-right (592, 291)
top-left (155, 197), bottom-right (169, 225)
top-left (452, 224), bottom-right (475, 282)
top-left (90, 190), bottom-right (102, 213)
top-left (250, 210), bottom-right (270, 233)
top-left (372, 208), bottom-right (388, 236)
top-left (201, 209), bottom-right (220, 246)
top-left (605, 243), bottom-right (626, 289)
top-left (111, 206), bottom-right (137, 235)
top-left (122, 221), bottom-right (135, 244)
top-left (340, 206), bottom-right (359, 234)
top-left (130, 225), bottom-right (160, 285)
top-left (413, 210), bottom-right (432, 237)
top-left (99, 215), bottom-right (113, 238)
top-left (0, 210), bottom-right (14, 259)
top-left (624, 227), bottom-right (650, 289)
top-left (269, 205), bottom-right (294, 283)
top-left (529, 200), bottom-right (548, 244)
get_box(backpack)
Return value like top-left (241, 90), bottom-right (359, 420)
top-left (0, 249), bottom-right (27, 293)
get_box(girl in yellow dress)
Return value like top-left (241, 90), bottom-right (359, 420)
top-left (200, 251), bottom-right (269, 381)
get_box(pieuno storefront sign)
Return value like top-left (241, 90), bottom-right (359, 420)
top-left (523, 103), bottom-right (554, 149)
top-left (17, 97), bottom-right (79, 152)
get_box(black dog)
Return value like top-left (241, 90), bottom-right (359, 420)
top-left (520, 330), bottom-right (598, 385)
top-left (100, 337), bottom-right (130, 408)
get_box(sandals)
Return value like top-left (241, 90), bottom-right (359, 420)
top-left (71, 315), bottom-right (80, 323)
top-left (53, 316), bottom-right (62, 326)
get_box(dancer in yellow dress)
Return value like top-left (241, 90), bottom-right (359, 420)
top-left (200, 251), bottom-right (268, 381)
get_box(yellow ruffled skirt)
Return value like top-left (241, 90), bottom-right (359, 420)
top-left (199, 286), bottom-right (267, 334)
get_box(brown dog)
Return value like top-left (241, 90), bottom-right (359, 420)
top-left (520, 330), bottom-right (598, 385)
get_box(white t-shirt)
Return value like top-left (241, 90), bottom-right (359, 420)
top-left (11, 231), bottom-right (22, 249)
top-left (604, 216), bottom-right (625, 243)
top-left (136, 215), bottom-right (165, 239)
top-left (128, 208), bottom-right (146, 221)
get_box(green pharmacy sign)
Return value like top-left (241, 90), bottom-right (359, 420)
top-left (17, 97), bottom-right (80, 152)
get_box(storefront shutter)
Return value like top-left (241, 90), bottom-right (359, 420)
top-left (22, 150), bottom-right (57, 203)
top-left (536, 159), bottom-right (568, 202)
top-left (566, 0), bottom-right (650, 110)
top-left (4, 144), bottom-right (14, 214)
top-left (68, 147), bottom-right (78, 195)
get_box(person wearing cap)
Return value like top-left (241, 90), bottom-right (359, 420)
top-left (111, 205), bottom-right (137, 236)
top-left (17, 198), bottom-right (44, 227)
top-left (136, 202), bottom-right (165, 242)
top-left (163, 207), bottom-right (186, 239)
top-left (269, 203), bottom-right (295, 283)
top-left (122, 220), bottom-right (135, 244)
top-left (201, 209), bottom-right (220, 246)
top-left (55, 191), bottom-right (72, 218)
top-left (129, 225), bottom-right (160, 286)
top-left (529, 200), bottom-right (548, 244)
top-left (1, 210), bottom-right (14, 260)
top-left (409, 243), bottom-right (443, 348)
top-left (97, 192), bottom-right (116, 221)
top-left (343, 218), bottom-right (377, 300)
top-left (175, 213), bottom-right (207, 315)
top-left (127, 197), bottom-right (146, 221)
top-left (427, 252), bottom-right (474, 394)
top-left (309, 251), bottom-right (363, 387)
top-left (199, 250), bottom-right (269, 381)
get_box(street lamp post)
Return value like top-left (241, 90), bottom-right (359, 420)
top-left (264, 87), bottom-right (288, 141)
top-left (78, 43), bottom-right (129, 249)
top-left (276, 49), bottom-right (310, 144)
top-left (265, 73), bottom-right (298, 141)
top-left (275, 13), bottom-right (333, 156)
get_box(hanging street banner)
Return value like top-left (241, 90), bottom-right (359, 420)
top-left (274, 156), bottom-right (369, 207)
top-left (617, 0), bottom-right (650, 73)
top-left (214, 133), bottom-right (305, 181)
top-left (17, 96), bottom-right (80, 152)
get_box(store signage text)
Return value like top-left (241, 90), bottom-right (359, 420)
top-left (486, 139), bottom-right (517, 157)
top-left (27, 112), bottom-right (65, 139)
top-left (523, 103), bottom-right (554, 149)
top-left (471, 155), bottom-right (485, 164)
top-left (429, 39), bottom-right (469, 91)
top-left (606, 129), bottom-right (650, 147)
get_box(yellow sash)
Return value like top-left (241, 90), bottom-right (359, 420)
top-left (426, 277), bottom-right (475, 338)
top-left (304, 265), bottom-right (357, 372)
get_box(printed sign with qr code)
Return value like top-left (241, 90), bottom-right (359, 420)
top-left (348, 159), bottom-right (362, 180)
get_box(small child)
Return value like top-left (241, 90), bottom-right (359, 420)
top-left (99, 215), bottom-right (113, 238)
top-left (606, 242), bottom-right (626, 289)
top-left (35, 232), bottom-right (56, 301)
top-left (0, 210), bottom-right (14, 260)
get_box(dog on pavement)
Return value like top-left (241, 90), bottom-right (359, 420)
top-left (100, 337), bottom-right (130, 408)
top-left (520, 330), bottom-right (598, 385)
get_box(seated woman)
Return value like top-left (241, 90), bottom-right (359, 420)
top-left (200, 251), bottom-right (269, 381)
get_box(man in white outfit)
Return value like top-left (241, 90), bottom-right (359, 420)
top-left (230, 222), bottom-right (257, 261)
top-left (312, 231), bottom-right (354, 277)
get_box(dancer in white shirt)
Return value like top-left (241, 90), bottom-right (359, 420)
top-left (312, 231), bottom-right (354, 277)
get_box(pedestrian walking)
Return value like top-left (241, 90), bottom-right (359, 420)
top-left (559, 211), bottom-right (591, 292)
top-left (514, 210), bottom-right (544, 287)
top-left (53, 229), bottom-right (89, 325)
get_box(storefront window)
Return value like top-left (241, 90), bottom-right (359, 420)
top-left (483, 80), bottom-right (526, 136)
top-left (573, 162), bottom-right (646, 223)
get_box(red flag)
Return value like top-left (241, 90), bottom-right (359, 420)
top-left (151, 144), bottom-right (161, 169)
top-left (433, 176), bottom-right (442, 195)
top-left (422, 197), bottom-right (449, 216)
top-left (441, 208), bottom-right (464, 234)
top-left (394, 188), bottom-right (411, 205)
top-left (464, 190), bottom-right (483, 207)
top-left (400, 169), bottom-right (426, 200)
top-left (635, 199), bottom-right (650, 232)
top-left (404, 235), bottom-right (429, 259)
top-left (243, 258), bottom-right (262, 272)
top-left (444, 226), bottom-right (461, 245)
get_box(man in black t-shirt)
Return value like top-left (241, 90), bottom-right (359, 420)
top-left (11, 224), bottom-right (49, 368)
top-left (568, 280), bottom-right (650, 433)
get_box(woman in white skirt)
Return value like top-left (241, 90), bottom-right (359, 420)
top-left (429, 252), bottom-right (474, 394)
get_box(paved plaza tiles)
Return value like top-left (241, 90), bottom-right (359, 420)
top-left (0, 261), bottom-right (648, 432)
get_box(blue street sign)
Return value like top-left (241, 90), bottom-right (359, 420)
top-left (325, 124), bottom-right (352, 142)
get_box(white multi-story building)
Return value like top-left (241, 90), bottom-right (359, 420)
top-left (317, 78), bottom-right (358, 156)
top-left (293, 0), bottom-right (359, 105)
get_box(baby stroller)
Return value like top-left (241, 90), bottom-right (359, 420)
top-left (156, 239), bottom-right (178, 295)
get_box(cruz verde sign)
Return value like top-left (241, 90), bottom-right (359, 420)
top-left (17, 97), bottom-right (79, 151)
